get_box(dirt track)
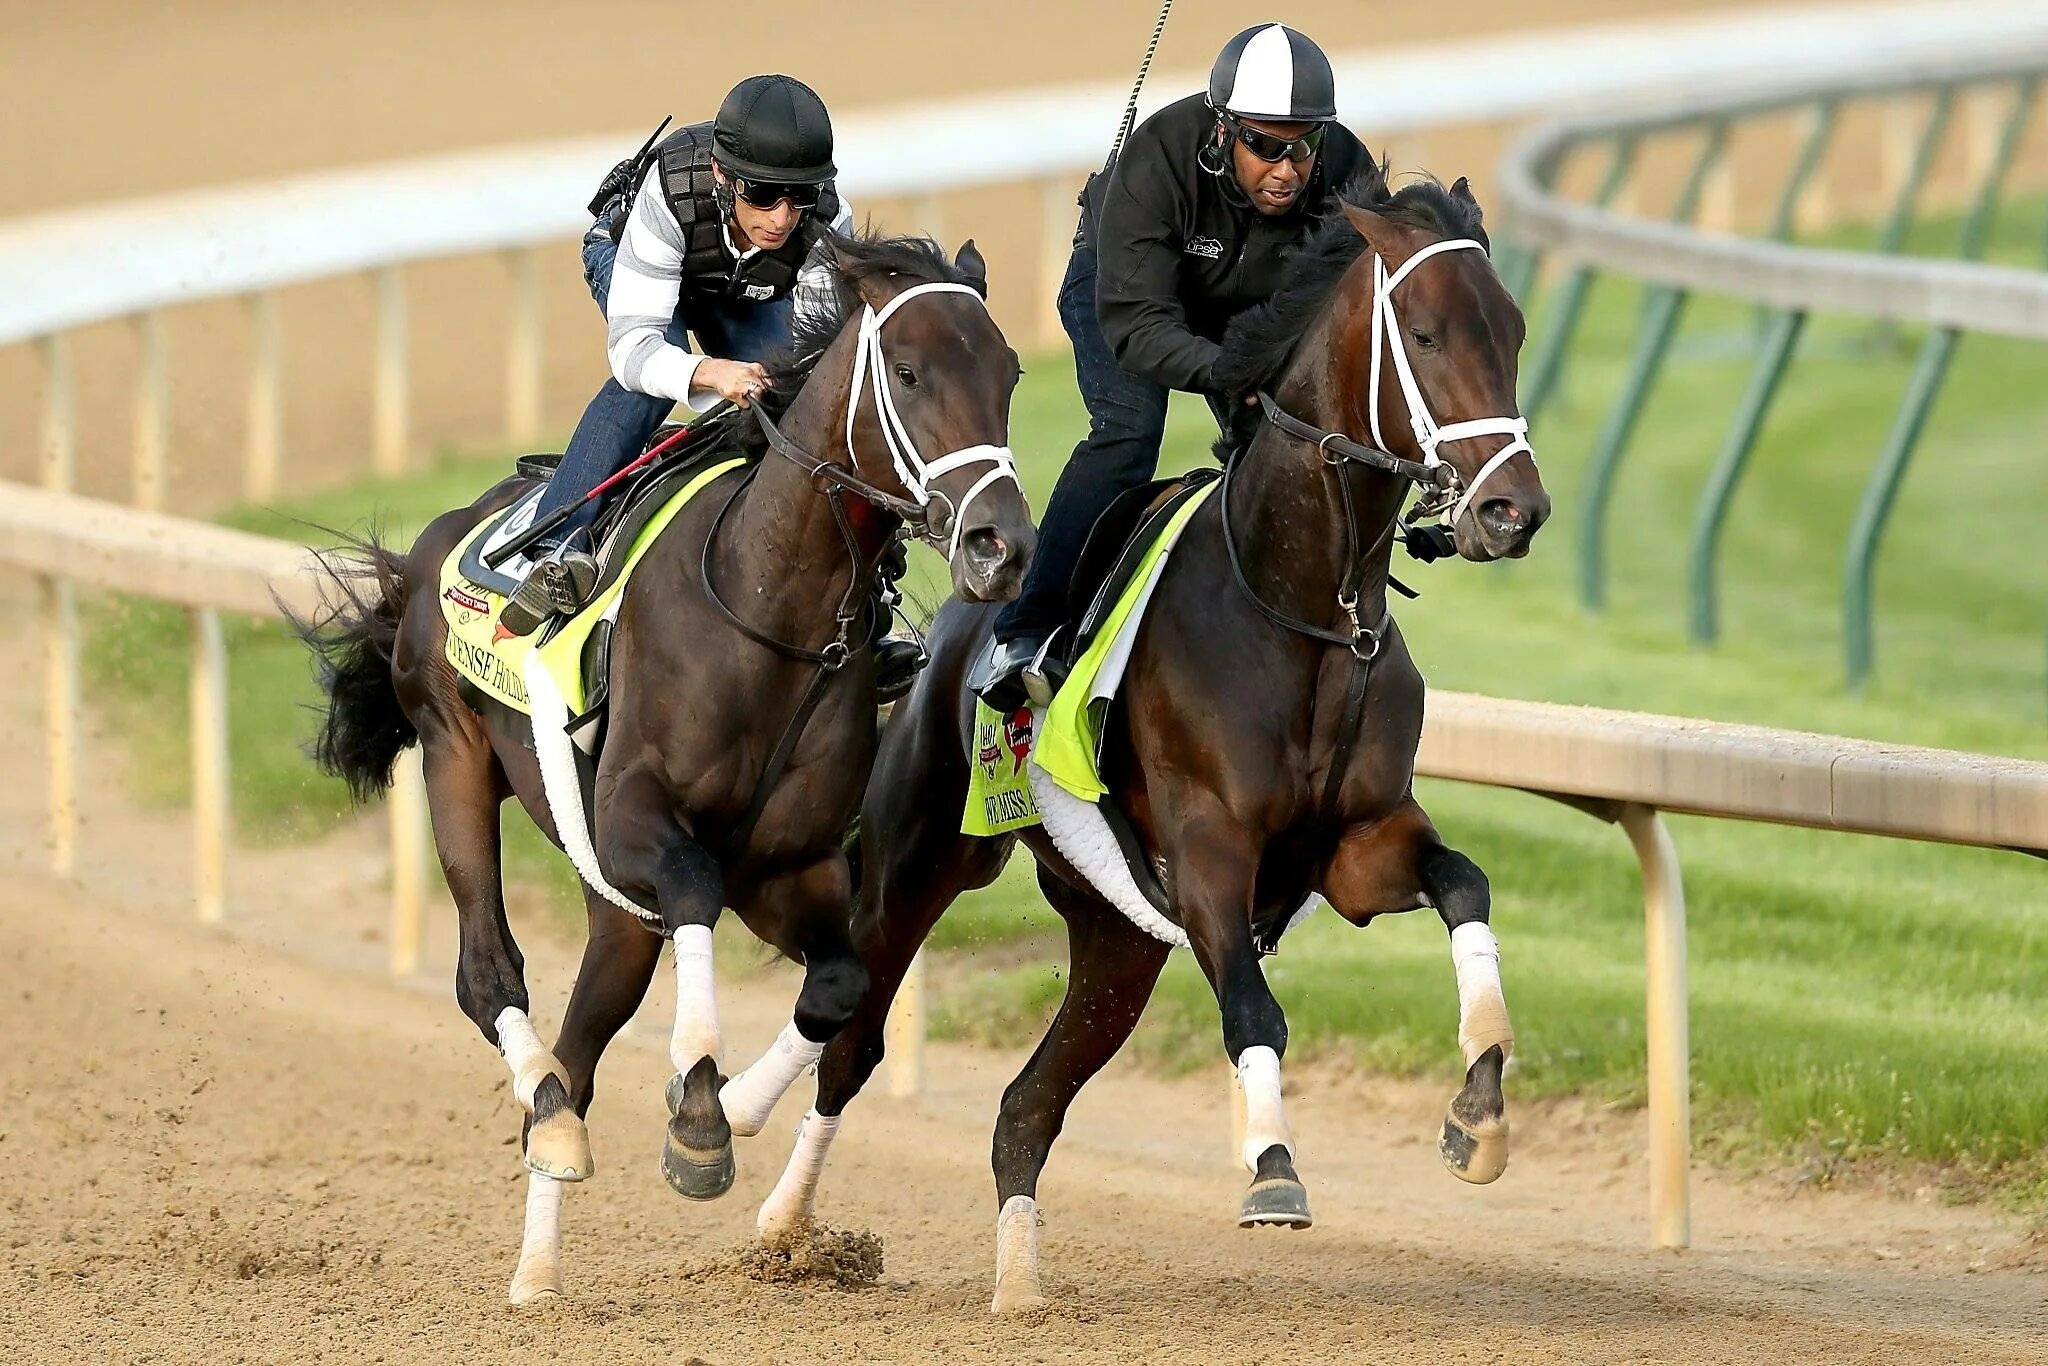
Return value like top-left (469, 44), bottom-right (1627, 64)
top-left (3, 785), bottom-right (2045, 1363)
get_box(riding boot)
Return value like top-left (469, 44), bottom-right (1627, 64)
top-left (500, 545), bottom-right (600, 639)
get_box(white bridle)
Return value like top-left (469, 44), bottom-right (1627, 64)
top-left (844, 280), bottom-right (1021, 561)
top-left (1366, 238), bottom-right (1536, 527)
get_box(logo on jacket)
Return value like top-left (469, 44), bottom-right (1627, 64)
top-left (741, 282), bottom-right (776, 301)
top-left (1185, 236), bottom-right (1225, 260)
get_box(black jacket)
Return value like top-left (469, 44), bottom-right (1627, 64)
top-left (1087, 92), bottom-right (1374, 394)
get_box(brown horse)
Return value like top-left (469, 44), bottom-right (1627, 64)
top-left (294, 232), bottom-right (1036, 1303)
top-left (808, 177), bottom-right (1548, 1311)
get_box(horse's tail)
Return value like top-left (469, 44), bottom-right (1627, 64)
top-left (286, 533), bottom-right (417, 804)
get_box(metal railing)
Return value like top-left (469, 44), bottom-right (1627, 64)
top-left (1497, 45), bottom-right (2048, 690)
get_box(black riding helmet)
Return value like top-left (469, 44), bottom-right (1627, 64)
top-left (713, 74), bottom-right (837, 184)
top-left (1206, 23), bottom-right (1336, 121)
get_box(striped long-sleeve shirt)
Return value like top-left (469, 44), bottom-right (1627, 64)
top-left (604, 164), bottom-right (854, 411)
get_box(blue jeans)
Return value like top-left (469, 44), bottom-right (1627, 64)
top-left (992, 238), bottom-right (1172, 644)
top-left (533, 214), bottom-right (795, 550)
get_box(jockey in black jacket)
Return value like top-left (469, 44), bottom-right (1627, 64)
top-left (973, 24), bottom-right (1374, 709)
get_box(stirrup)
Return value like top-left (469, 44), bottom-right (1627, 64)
top-left (1021, 637), bottom-right (1067, 709)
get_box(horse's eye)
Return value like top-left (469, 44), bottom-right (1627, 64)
top-left (1409, 327), bottom-right (1439, 351)
top-left (894, 363), bottom-right (919, 388)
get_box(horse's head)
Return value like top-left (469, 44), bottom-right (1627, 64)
top-left (1336, 179), bottom-right (1548, 561)
top-left (827, 236), bottom-right (1036, 602)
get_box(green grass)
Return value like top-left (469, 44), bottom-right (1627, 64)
top-left (82, 193), bottom-right (2048, 1199)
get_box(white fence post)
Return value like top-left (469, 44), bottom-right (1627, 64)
top-left (1620, 803), bottom-right (1691, 1250)
top-left (373, 266), bottom-right (410, 478)
top-left (189, 608), bottom-right (230, 924)
top-left (245, 292), bottom-right (283, 503)
top-left (389, 748), bottom-right (429, 976)
top-left (505, 247), bottom-right (544, 448)
top-left (39, 334), bottom-right (78, 880)
top-left (133, 311), bottom-right (169, 512)
top-left (885, 948), bottom-right (927, 1097)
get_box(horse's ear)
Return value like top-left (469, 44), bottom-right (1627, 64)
top-left (1341, 201), bottom-right (1392, 249)
top-left (955, 239), bottom-right (989, 298)
top-left (1448, 175), bottom-right (1484, 221)
top-left (829, 243), bottom-right (895, 311)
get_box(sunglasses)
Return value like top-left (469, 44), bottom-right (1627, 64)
top-left (1223, 114), bottom-right (1326, 165)
top-left (730, 176), bottom-right (822, 212)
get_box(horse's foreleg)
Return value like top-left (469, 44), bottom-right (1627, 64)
top-left (591, 780), bottom-right (733, 1201)
top-left (1322, 805), bottom-right (1512, 1184)
top-left (989, 867), bottom-right (1170, 1313)
top-left (1171, 812), bottom-right (1309, 1229)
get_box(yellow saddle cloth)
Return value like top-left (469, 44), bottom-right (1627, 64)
top-left (437, 458), bottom-right (745, 716)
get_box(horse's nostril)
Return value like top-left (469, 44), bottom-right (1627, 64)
top-left (1479, 497), bottom-right (1545, 540)
top-left (960, 525), bottom-right (1007, 567)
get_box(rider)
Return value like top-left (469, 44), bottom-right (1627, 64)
top-left (503, 73), bottom-right (926, 697)
top-left (973, 24), bottom-right (1375, 709)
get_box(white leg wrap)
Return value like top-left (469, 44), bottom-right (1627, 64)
top-left (1450, 922), bottom-right (1515, 1066)
top-left (508, 1172), bottom-right (564, 1305)
top-left (756, 1108), bottom-right (841, 1241)
top-left (496, 1006), bottom-right (566, 1112)
top-left (1235, 1045), bottom-right (1294, 1172)
top-left (670, 925), bottom-right (722, 1072)
top-left (721, 1021), bottom-right (825, 1138)
top-left (990, 1194), bottom-right (1044, 1312)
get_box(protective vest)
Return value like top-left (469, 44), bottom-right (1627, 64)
top-left (654, 121), bottom-right (841, 304)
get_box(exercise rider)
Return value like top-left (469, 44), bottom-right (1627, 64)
top-left (504, 73), bottom-right (925, 699)
top-left (973, 24), bottom-right (1375, 709)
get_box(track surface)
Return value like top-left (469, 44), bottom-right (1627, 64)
top-left (2, 768), bottom-right (2043, 1363)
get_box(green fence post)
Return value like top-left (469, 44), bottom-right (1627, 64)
top-left (1518, 136), bottom-right (1637, 419)
top-left (1574, 120), bottom-right (1728, 611)
top-left (1689, 99), bottom-right (1837, 643)
top-left (1686, 310), bottom-right (1808, 643)
top-left (1843, 78), bottom-right (2035, 689)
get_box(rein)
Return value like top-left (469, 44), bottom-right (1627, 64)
top-left (700, 279), bottom-right (1018, 854)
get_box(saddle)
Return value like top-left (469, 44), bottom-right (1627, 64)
top-left (1050, 466), bottom-right (1223, 674)
top-left (460, 420), bottom-right (743, 601)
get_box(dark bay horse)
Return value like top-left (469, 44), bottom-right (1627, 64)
top-left (811, 178), bottom-right (1549, 1311)
top-left (294, 233), bottom-right (1035, 1303)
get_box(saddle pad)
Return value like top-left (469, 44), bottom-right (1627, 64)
top-left (1034, 476), bottom-right (1221, 802)
top-left (438, 457), bottom-right (746, 716)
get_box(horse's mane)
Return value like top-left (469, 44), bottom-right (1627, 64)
top-left (728, 227), bottom-right (983, 459)
top-left (1209, 168), bottom-right (1490, 403)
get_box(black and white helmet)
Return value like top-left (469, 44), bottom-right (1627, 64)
top-left (1207, 24), bottom-right (1336, 121)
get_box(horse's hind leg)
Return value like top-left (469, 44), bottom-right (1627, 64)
top-left (507, 891), bottom-right (665, 1304)
top-left (1322, 802), bottom-right (1514, 1184)
top-left (422, 717), bottom-right (591, 1185)
top-left (989, 866), bottom-right (1170, 1314)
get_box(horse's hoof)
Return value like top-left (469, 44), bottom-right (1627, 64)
top-left (1439, 1111), bottom-right (1510, 1185)
top-left (990, 1276), bottom-right (1050, 1315)
top-left (662, 1056), bottom-right (735, 1200)
top-left (508, 1265), bottom-right (563, 1306)
top-left (662, 1132), bottom-right (736, 1200)
top-left (1238, 1176), bottom-right (1313, 1229)
top-left (524, 1110), bottom-right (594, 1182)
